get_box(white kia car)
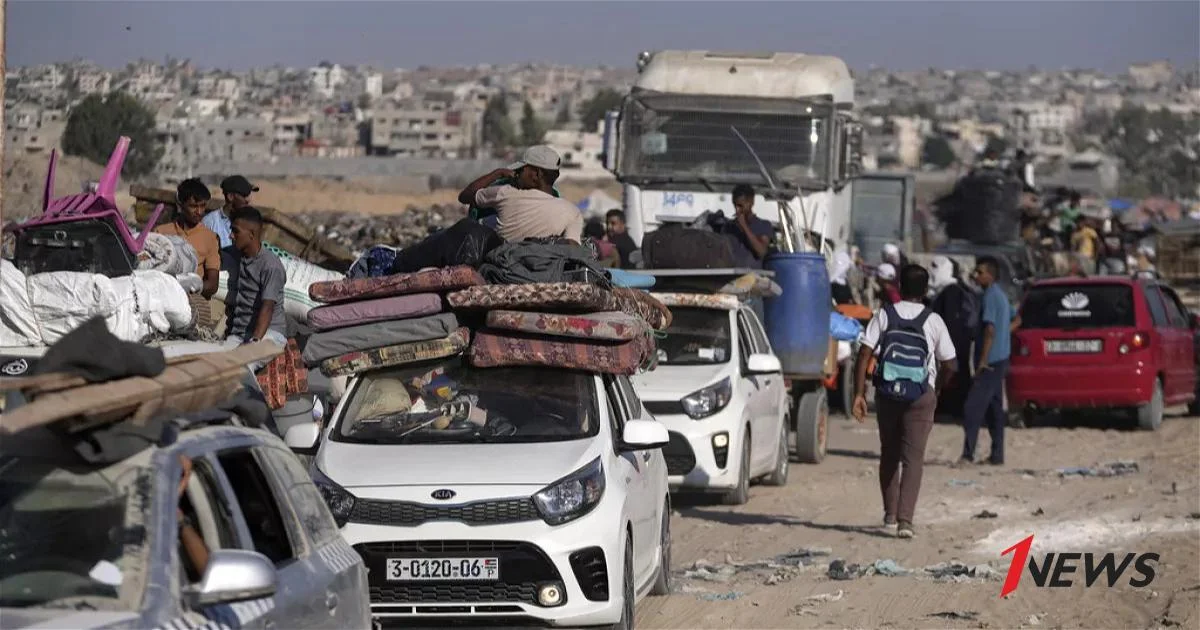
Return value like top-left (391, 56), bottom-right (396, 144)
top-left (631, 301), bottom-right (790, 504)
top-left (287, 356), bottom-right (672, 629)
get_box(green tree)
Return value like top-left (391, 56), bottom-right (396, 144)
top-left (921, 135), bottom-right (957, 169)
top-left (579, 88), bottom-right (624, 133)
top-left (520, 100), bottom-right (546, 146)
top-left (555, 100), bottom-right (572, 125)
top-left (481, 93), bottom-right (514, 148)
top-left (62, 92), bottom-right (162, 177)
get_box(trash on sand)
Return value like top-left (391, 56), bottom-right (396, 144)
top-left (805, 589), bottom-right (845, 603)
top-left (1026, 613), bottom-right (1044, 626)
top-left (1032, 507), bottom-right (1045, 516)
top-left (1187, 512), bottom-right (1200, 520)
top-left (929, 610), bottom-right (979, 620)
top-left (775, 547), bottom-right (832, 565)
top-left (698, 591), bottom-right (744, 602)
top-left (828, 558), bottom-right (908, 579)
top-left (948, 479), bottom-right (977, 487)
top-left (1057, 461), bottom-right (1139, 478)
top-left (680, 548), bottom-right (831, 585)
top-left (925, 562), bottom-right (998, 582)
top-left (672, 583), bottom-right (709, 595)
top-left (973, 510), bottom-right (999, 519)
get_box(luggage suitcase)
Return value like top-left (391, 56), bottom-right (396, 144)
top-left (641, 225), bottom-right (735, 270)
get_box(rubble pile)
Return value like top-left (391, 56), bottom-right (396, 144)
top-left (299, 204), bottom-right (464, 253)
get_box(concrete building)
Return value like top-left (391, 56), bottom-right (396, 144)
top-left (365, 73), bottom-right (384, 99)
top-left (76, 71), bottom-right (111, 95)
top-left (1128, 61), bottom-right (1174, 90)
top-left (308, 64), bottom-right (347, 100)
top-left (368, 105), bottom-right (479, 158)
top-left (271, 115), bottom-right (312, 156)
top-left (156, 117), bottom-right (273, 180)
top-left (4, 105), bottom-right (66, 154)
top-left (542, 126), bottom-right (612, 181)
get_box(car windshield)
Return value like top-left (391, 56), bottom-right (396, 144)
top-left (1020, 284), bottom-right (1136, 329)
top-left (656, 307), bottom-right (733, 366)
top-left (0, 439), bottom-right (151, 610)
top-left (333, 357), bottom-right (598, 445)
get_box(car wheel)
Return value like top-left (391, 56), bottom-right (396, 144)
top-left (794, 390), bottom-right (828, 464)
top-left (1136, 378), bottom-right (1164, 431)
top-left (763, 418), bottom-right (789, 486)
top-left (609, 537), bottom-right (635, 630)
top-left (649, 501), bottom-right (672, 596)
top-left (1008, 408), bottom-right (1035, 429)
top-left (721, 432), bottom-right (751, 505)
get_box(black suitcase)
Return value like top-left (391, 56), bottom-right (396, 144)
top-left (642, 225), bottom-right (735, 269)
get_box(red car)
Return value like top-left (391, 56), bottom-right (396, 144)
top-left (1008, 276), bottom-right (1198, 430)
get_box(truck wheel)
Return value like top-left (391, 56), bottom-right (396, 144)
top-left (1136, 379), bottom-right (1164, 431)
top-left (795, 390), bottom-right (828, 464)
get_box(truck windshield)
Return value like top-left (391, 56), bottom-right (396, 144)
top-left (333, 358), bottom-right (599, 445)
top-left (620, 94), bottom-right (830, 187)
top-left (656, 307), bottom-right (733, 366)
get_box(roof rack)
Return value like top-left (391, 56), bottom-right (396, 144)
top-left (623, 268), bottom-right (776, 298)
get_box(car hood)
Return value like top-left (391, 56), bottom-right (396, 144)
top-left (632, 364), bottom-right (730, 400)
top-left (317, 438), bottom-right (600, 488)
top-left (0, 609), bottom-right (140, 629)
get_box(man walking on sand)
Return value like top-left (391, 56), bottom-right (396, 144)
top-left (853, 264), bottom-right (957, 539)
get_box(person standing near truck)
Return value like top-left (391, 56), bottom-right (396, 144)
top-left (852, 264), bottom-right (957, 538)
top-left (722, 184), bottom-right (774, 269)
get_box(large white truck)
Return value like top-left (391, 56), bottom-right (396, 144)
top-left (602, 49), bottom-right (864, 256)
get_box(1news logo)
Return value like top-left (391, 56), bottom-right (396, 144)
top-left (1000, 534), bottom-right (1159, 597)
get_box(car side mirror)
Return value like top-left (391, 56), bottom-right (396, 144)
top-left (620, 419), bottom-right (669, 451)
top-left (285, 422), bottom-right (320, 455)
top-left (184, 549), bottom-right (277, 608)
top-left (746, 353), bottom-right (782, 374)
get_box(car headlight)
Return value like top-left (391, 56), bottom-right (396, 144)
top-left (681, 377), bottom-right (732, 419)
top-left (311, 465), bottom-right (356, 528)
top-left (533, 457), bottom-right (605, 526)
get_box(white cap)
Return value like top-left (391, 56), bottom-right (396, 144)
top-left (882, 243), bottom-right (901, 263)
top-left (876, 263), bottom-right (897, 281)
top-left (508, 145), bottom-right (562, 171)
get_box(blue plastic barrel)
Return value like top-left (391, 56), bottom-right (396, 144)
top-left (763, 253), bottom-right (832, 378)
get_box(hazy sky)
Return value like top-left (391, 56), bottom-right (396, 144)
top-left (7, 1), bottom-right (1199, 72)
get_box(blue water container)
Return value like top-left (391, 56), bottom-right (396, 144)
top-left (763, 253), bottom-right (832, 378)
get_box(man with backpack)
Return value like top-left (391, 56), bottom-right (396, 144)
top-left (852, 264), bottom-right (957, 539)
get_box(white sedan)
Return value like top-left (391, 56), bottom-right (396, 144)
top-left (287, 356), bottom-right (672, 629)
top-left (631, 302), bottom-right (790, 504)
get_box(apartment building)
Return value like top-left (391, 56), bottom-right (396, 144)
top-left (157, 117), bottom-right (273, 179)
top-left (4, 105), bottom-right (66, 154)
top-left (369, 105), bottom-right (479, 158)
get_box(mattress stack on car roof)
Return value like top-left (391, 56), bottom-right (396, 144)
top-left (303, 261), bottom-right (672, 378)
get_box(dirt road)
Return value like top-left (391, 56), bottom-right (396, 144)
top-left (637, 410), bottom-right (1200, 629)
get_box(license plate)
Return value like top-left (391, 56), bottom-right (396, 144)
top-left (385, 557), bottom-right (500, 581)
top-left (1046, 339), bottom-right (1102, 354)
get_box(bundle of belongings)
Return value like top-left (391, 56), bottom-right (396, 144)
top-left (301, 223), bottom-right (673, 381)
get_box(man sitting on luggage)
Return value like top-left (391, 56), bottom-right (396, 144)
top-left (458, 146), bottom-right (584, 243)
top-left (723, 184), bottom-right (774, 269)
top-left (224, 207), bottom-right (288, 369)
top-left (155, 178), bottom-right (220, 299)
top-left (203, 175), bottom-right (259, 249)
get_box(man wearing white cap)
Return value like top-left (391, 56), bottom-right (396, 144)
top-left (458, 145), bottom-right (584, 243)
top-left (876, 263), bottom-right (902, 305)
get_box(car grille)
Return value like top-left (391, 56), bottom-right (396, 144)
top-left (664, 431), bottom-right (696, 476)
top-left (350, 497), bottom-right (541, 526)
top-left (355, 540), bottom-right (563, 607)
top-left (645, 400), bottom-right (685, 416)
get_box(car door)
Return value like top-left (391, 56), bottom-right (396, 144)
top-left (173, 447), bottom-right (274, 630)
top-left (260, 446), bottom-right (370, 630)
top-left (1157, 287), bottom-right (1196, 402)
top-left (745, 308), bottom-right (787, 465)
top-left (605, 375), bottom-right (653, 582)
top-left (736, 308), bottom-right (770, 471)
top-left (212, 446), bottom-right (327, 630)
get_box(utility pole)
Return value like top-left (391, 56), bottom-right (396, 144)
top-left (1, 0), bottom-right (7, 229)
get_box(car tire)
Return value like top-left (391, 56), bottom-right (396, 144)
top-left (609, 537), bottom-right (635, 630)
top-left (795, 390), bottom-right (828, 464)
top-left (721, 432), bottom-right (751, 505)
top-left (763, 419), bottom-right (789, 486)
top-left (1136, 378), bottom-right (1164, 431)
top-left (1008, 408), bottom-right (1035, 429)
top-left (649, 501), bottom-right (672, 596)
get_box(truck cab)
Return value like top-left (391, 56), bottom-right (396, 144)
top-left (603, 50), bottom-right (863, 257)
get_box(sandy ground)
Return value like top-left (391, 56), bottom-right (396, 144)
top-left (636, 409), bottom-right (1200, 630)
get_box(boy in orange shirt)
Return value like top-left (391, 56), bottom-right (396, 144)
top-left (155, 178), bottom-right (221, 299)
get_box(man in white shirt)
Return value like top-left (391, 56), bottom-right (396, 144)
top-left (852, 264), bottom-right (957, 539)
top-left (457, 145), bottom-right (584, 243)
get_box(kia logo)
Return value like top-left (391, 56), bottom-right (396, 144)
top-left (431, 489), bottom-right (456, 501)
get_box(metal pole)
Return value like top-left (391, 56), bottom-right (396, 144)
top-left (0, 0), bottom-right (7, 229)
